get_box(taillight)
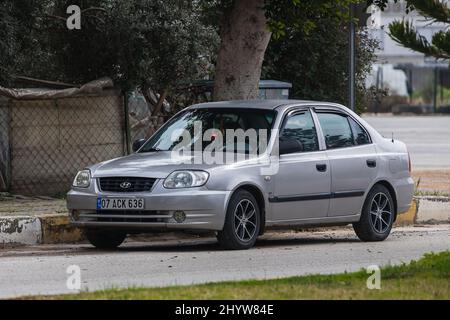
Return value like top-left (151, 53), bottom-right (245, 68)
top-left (408, 152), bottom-right (412, 173)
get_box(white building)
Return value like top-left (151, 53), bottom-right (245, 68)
top-left (369, 0), bottom-right (447, 65)
top-left (366, 0), bottom-right (448, 97)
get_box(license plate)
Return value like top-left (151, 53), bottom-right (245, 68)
top-left (97, 197), bottom-right (144, 210)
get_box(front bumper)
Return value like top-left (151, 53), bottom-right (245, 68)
top-left (67, 179), bottom-right (231, 231)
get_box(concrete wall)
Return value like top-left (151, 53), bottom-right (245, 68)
top-left (6, 90), bottom-right (126, 195)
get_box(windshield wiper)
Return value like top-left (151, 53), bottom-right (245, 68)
top-left (141, 147), bottom-right (166, 152)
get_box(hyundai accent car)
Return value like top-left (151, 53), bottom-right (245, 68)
top-left (67, 100), bottom-right (414, 250)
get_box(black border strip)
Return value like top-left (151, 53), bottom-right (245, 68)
top-left (269, 191), bottom-right (364, 203)
top-left (2, 300), bottom-right (439, 319)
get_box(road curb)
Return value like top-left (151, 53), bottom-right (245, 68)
top-left (395, 196), bottom-right (450, 225)
top-left (40, 215), bottom-right (85, 244)
top-left (395, 198), bottom-right (418, 226)
top-left (415, 196), bottom-right (450, 224)
top-left (0, 215), bottom-right (84, 246)
top-left (1, 196), bottom-right (449, 246)
top-left (0, 217), bottom-right (42, 245)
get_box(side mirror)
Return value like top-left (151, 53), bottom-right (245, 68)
top-left (279, 137), bottom-right (303, 155)
top-left (132, 139), bottom-right (146, 152)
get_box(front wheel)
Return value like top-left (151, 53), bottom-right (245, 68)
top-left (217, 190), bottom-right (260, 250)
top-left (85, 229), bottom-right (127, 249)
top-left (353, 184), bottom-right (395, 242)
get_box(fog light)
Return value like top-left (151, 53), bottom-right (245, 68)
top-left (173, 211), bottom-right (186, 223)
top-left (71, 210), bottom-right (80, 221)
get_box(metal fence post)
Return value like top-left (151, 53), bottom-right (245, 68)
top-left (348, 3), bottom-right (356, 111)
top-left (433, 66), bottom-right (438, 113)
top-left (123, 91), bottom-right (131, 154)
top-left (6, 100), bottom-right (11, 191)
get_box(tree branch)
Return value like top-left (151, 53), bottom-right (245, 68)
top-left (45, 14), bottom-right (66, 22)
top-left (141, 84), bottom-right (157, 114)
top-left (407, 0), bottom-right (450, 24)
top-left (389, 19), bottom-right (450, 59)
top-left (152, 89), bottom-right (169, 116)
top-left (81, 7), bottom-right (107, 14)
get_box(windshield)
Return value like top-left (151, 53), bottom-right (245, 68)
top-left (140, 108), bottom-right (276, 154)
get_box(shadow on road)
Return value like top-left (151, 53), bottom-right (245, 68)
top-left (0, 234), bottom-right (361, 258)
top-left (103, 235), bottom-right (361, 253)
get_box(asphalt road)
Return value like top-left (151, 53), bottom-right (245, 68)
top-left (0, 225), bottom-right (449, 299)
top-left (362, 115), bottom-right (450, 169)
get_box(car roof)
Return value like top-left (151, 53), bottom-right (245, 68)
top-left (189, 100), bottom-right (338, 110)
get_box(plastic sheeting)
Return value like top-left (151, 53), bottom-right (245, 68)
top-left (0, 77), bottom-right (114, 100)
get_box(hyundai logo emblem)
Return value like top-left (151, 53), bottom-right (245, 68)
top-left (120, 181), bottom-right (132, 189)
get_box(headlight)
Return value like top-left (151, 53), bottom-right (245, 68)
top-left (72, 170), bottom-right (91, 188)
top-left (163, 170), bottom-right (209, 189)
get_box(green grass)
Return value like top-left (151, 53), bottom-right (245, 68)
top-left (414, 190), bottom-right (450, 197)
top-left (37, 252), bottom-right (450, 300)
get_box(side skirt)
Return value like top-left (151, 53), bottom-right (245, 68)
top-left (265, 214), bottom-right (361, 229)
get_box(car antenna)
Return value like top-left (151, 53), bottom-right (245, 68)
top-left (391, 132), bottom-right (394, 143)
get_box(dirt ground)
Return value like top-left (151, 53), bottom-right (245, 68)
top-left (412, 170), bottom-right (450, 195)
top-left (0, 193), bottom-right (66, 217)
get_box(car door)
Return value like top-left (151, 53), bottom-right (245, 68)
top-left (314, 108), bottom-right (377, 217)
top-left (271, 108), bottom-right (331, 221)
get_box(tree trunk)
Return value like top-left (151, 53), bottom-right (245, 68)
top-left (213, 0), bottom-right (271, 101)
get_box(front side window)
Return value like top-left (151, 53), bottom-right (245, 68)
top-left (316, 112), bottom-right (354, 149)
top-left (280, 111), bottom-right (319, 152)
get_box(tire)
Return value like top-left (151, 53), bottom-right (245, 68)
top-left (353, 184), bottom-right (395, 242)
top-left (217, 190), bottom-right (261, 250)
top-left (85, 229), bottom-right (127, 249)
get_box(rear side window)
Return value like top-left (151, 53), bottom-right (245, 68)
top-left (316, 113), bottom-right (354, 149)
top-left (281, 111), bottom-right (319, 152)
top-left (348, 117), bottom-right (371, 145)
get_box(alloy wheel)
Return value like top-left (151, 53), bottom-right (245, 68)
top-left (233, 199), bottom-right (257, 242)
top-left (370, 192), bottom-right (392, 233)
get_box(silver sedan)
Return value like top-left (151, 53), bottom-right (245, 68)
top-left (67, 100), bottom-right (414, 250)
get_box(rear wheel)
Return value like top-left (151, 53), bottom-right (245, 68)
top-left (353, 184), bottom-right (395, 242)
top-left (217, 190), bottom-right (260, 250)
top-left (85, 229), bottom-right (126, 249)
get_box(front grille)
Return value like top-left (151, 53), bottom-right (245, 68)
top-left (98, 177), bottom-right (156, 192)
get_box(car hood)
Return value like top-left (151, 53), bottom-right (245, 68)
top-left (90, 152), bottom-right (219, 179)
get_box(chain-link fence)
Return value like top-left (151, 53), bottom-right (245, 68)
top-left (126, 92), bottom-right (169, 143)
top-left (0, 90), bottom-right (129, 196)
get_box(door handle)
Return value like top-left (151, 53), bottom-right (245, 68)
top-left (366, 159), bottom-right (377, 168)
top-left (316, 164), bottom-right (327, 172)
